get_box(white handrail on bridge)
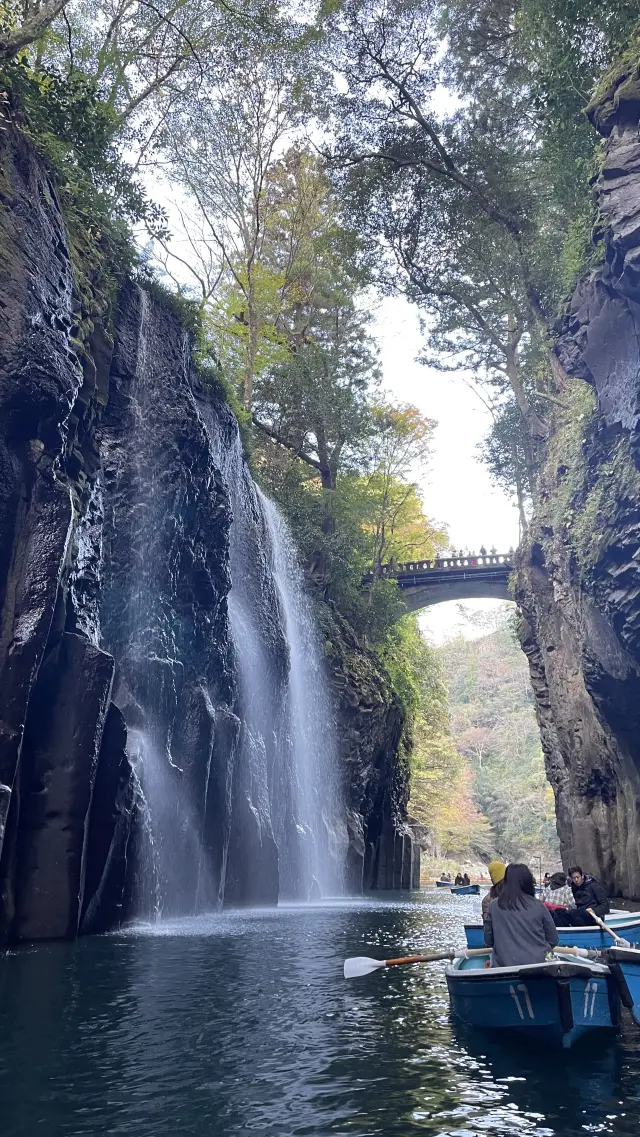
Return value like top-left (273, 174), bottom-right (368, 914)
top-left (369, 552), bottom-right (516, 580)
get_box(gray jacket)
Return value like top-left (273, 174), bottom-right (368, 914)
top-left (484, 895), bottom-right (559, 967)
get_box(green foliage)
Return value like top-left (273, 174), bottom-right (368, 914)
top-left (587, 19), bottom-right (640, 111)
top-left (532, 375), bottom-right (640, 580)
top-left (438, 607), bottom-right (560, 865)
top-left (375, 615), bottom-right (430, 723)
top-left (535, 378), bottom-right (596, 546)
top-left (328, 0), bottom-right (640, 508)
top-left (144, 280), bottom-right (204, 338)
top-left (2, 59), bottom-right (167, 327)
top-left (407, 633), bottom-right (494, 860)
top-left (6, 61), bottom-right (164, 243)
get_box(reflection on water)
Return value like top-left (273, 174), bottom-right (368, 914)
top-left (1, 891), bottom-right (640, 1135)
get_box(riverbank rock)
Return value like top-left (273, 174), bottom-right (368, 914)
top-left (518, 59), bottom-right (640, 898)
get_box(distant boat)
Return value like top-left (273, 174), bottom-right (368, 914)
top-left (446, 951), bottom-right (619, 1049)
top-left (451, 884), bottom-right (480, 895)
top-left (436, 880), bottom-right (452, 887)
top-left (464, 912), bottom-right (640, 949)
top-left (605, 946), bottom-right (640, 1026)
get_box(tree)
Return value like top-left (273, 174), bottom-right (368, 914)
top-left (438, 609), bottom-right (560, 864)
top-left (362, 403), bottom-right (440, 571)
top-left (324, 0), bottom-right (640, 516)
top-left (158, 45), bottom-right (320, 406)
top-left (254, 300), bottom-right (379, 536)
top-left (1, 0), bottom-right (69, 60)
top-left (405, 630), bottom-right (493, 860)
top-left (330, 0), bottom-right (569, 376)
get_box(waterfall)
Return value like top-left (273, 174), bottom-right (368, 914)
top-left (202, 412), bottom-right (346, 902)
top-left (102, 290), bottom-right (215, 920)
top-left (260, 494), bottom-right (346, 897)
top-left (101, 286), bottom-right (345, 917)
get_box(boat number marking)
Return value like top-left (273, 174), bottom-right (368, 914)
top-left (509, 983), bottom-right (534, 1020)
top-left (583, 981), bottom-right (598, 1018)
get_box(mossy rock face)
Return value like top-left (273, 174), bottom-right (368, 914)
top-left (516, 39), bottom-right (640, 897)
top-left (587, 28), bottom-right (640, 134)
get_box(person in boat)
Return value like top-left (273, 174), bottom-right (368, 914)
top-left (483, 862), bottom-right (559, 967)
top-left (550, 866), bottom-right (610, 926)
top-left (462, 872), bottom-right (471, 887)
top-left (541, 871), bottom-right (575, 910)
top-left (482, 861), bottom-right (506, 918)
top-left (454, 872), bottom-right (464, 886)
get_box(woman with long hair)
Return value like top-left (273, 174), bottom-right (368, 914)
top-left (484, 863), bottom-right (558, 967)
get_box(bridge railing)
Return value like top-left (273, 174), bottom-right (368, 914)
top-left (363, 552), bottom-right (515, 582)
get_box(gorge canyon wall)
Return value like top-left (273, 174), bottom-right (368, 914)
top-left (0, 106), bottom-right (416, 943)
top-left (518, 61), bottom-right (640, 897)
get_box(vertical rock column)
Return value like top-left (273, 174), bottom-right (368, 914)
top-left (0, 113), bottom-right (87, 933)
top-left (13, 633), bottom-right (115, 939)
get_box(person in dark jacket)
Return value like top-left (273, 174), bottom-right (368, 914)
top-left (484, 862), bottom-right (558, 967)
top-left (550, 866), bottom-right (610, 926)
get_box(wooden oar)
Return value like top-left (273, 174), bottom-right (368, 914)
top-left (553, 946), bottom-right (600, 959)
top-left (587, 908), bottom-right (631, 947)
top-left (344, 947), bottom-right (489, 979)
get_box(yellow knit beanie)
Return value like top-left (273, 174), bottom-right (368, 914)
top-left (488, 861), bottom-right (507, 885)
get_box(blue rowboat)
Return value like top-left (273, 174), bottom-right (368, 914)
top-left (451, 884), bottom-right (480, 896)
top-left (604, 946), bottom-right (640, 1026)
top-left (446, 951), bottom-right (619, 1049)
top-left (436, 880), bottom-right (452, 887)
top-left (464, 912), bottom-right (640, 950)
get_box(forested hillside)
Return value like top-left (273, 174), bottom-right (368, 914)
top-left (410, 607), bottom-right (560, 873)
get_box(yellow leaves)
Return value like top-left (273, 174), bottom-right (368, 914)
top-left (410, 718), bottom-right (492, 854)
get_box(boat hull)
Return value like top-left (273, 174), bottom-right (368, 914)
top-left (604, 947), bottom-right (640, 1027)
top-left (446, 955), bottom-right (618, 1049)
top-left (435, 880), bottom-right (452, 887)
top-left (465, 914), bottom-right (640, 950)
top-left (451, 884), bottom-right (480, 895)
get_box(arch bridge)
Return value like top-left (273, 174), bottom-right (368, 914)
top-left (363, 552), bottom-right (516, 613)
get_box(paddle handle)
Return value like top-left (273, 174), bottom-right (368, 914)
top-left (385, 954), bottom-right (432, 967)
top-left (587, 908), bottom-right (626, 944)
top-left (385, 947), bottom-right (490, 967)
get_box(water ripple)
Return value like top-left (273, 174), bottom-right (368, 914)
top-left (1, 891), bottom-right (640, 1136)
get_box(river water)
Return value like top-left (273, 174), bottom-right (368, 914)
top-left (2, 890), bottom-right (640, 1137)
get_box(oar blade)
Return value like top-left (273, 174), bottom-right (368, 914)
top-left (344, 956), bottom-right (386, 979)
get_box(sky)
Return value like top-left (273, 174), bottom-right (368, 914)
top-left (373, 295), bottom-right (519, 644)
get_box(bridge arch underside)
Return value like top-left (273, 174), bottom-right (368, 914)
top-left (399, 578), bottom-right (512, 613)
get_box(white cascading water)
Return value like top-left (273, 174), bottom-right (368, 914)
top-left (204, 415), bottom-right (346, 901)
top-left (122, 292), bottom-right (213, 919)
top-left (260, 493), bottom-right (347, 897)
top-left (103, 291), bottom-right (346, 917)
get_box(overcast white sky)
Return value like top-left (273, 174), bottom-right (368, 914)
top-left (373, 294), bottom-right (519, 644)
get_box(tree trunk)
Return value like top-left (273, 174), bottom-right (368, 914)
top-left (244, 274), bottom-right (259, 410)
top-left (504, 339), bottom-right (546, 488)
top-left (511, 440), bottom-right (528, 540)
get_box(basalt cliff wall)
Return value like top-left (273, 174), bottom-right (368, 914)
top-left (518, 63), bottom-right (640, 896)
top-left (0, 108), bottom-right (415, 942)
